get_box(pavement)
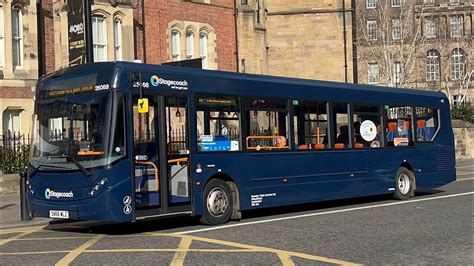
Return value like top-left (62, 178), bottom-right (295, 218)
top-left (0, 161), bottom-right (473, 265)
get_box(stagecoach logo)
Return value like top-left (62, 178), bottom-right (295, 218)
top-left (150, 75), bottom-right (188, 90)
top-left (44, 188), bottom-right (74, 199)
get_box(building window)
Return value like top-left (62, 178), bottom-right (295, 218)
top-left (451, 48), bottom-right (465, 80)
top-left (241, 0), bottom-right (248, 4)
top-left (449, 0), bottom-right (462, 4)
top-left (392, 62), bottom-right (402, 86)
top-left (368, 64), bottom-right (379, 84)
top-left (186, 32), bottom-right (194, 58)
top-left (450, 15), bottom-right (462, 38)
top-left (424, 17), bottom-right (437, 38)
top-left (171, 30), bottom-right (180, 61)
top-left (0, 7), bottom-right (4, 68)
top-left (256, 0), bottom-right (261, 24)
top-left (367, 20), bottom-right (377, 41)
top-left (3, 109), bottom-right (20, 134)
top-left (424, 0), bottom-right (435, 4)
top-left (113, 19), bottom-right (122, 61)
top-left (392, 0), bottom-right (401, 7)
top-left (426, 50), bottom-right (440, 82)
top-left (199, 32), bottom-right (208, 69)
top-left (12, 7), bottom-right (23, 68)
top-left (366, 0), bottom-right (377, 9)
top-left (92, 16), bottom-right (107, 62)
top-left (392, 19), bottom-right (402, 40)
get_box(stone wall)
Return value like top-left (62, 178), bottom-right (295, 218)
top-left (452, 120), bottom-right (474, 159)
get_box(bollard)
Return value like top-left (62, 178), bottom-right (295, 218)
top-left (19, 171), bottom-right (32, 221)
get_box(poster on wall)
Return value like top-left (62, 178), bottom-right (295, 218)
top-left (68, 0), bottom-right (86, 66)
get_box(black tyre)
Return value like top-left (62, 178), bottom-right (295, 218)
top-left (200, 179), bottom-right (233, 225)
top-left (394, 167), bottom-right (415, 200)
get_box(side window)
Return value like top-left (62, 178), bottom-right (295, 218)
top-left (386, 106), bottom-right (414, 147)
top-left (332, 103), bottom-right (350, 149)
top-left (293, 100), bottom-right (328, 150)
top-left (196, 96), bottom-right (240, 152)
top-left (352, 105), bottom-right (382, 148)
top-left (246, 98), bottom-right (289, 151)
top-left (415, 107), bottom-right (439, 142)
top-left (132, 96), bottom-right (157, 159)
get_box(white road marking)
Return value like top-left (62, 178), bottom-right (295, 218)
top-left (174, 192), bottom-right (474, 235)
top-left (457, 165), bottom-right (473, 169)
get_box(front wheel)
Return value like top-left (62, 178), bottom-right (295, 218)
top-left (200, 179), bottom-right (233, 225)
top-left (394, 167), bottom-right (415, 200)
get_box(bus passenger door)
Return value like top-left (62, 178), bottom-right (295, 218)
top-left (161, 96), bottom-right (191, 209)
top-left (132, 96), bottom-right (161, 209)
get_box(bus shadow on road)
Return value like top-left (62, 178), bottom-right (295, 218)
top-left (44, 189), bottom-right (444, 235)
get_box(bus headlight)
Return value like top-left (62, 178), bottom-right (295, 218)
top-left (89, 178), bottom-right (108, 196)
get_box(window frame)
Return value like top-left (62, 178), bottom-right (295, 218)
top-left (0, 7), bottom-right (4, 69)
top-left (171, 29), bottom-right (181, 61)
top-left (367, 20), bottom-right (377, 41)
top-left (12, 7), bottom-right (23, 68)
top-left (392, 18), bottom-right (402, 40)
top-left (391, 0), bottom-right (401, 8)
top-left (199, 32), bottom-right (208, 69)
top-left (424, 16), bottom-right (437, 39)
top-left (113, 19), bottom-right (122, 61)
top-left (426, 50), bottom-right (440, 82)
top-left (186, 31), bottom-right (194, 58)
top-left (368, 63), bottom-right (380, 85)
top-left (451, 48), bottom-right (465, 80)
top-left (449, 15), bottom-right (463, 38)
top-left (366, 0), bottom-right (377, 9)
top-left (92, 15), bottom-right (108, 62)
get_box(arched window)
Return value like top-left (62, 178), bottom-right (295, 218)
top-left (199, 32), bottom-right (208, 69)
top-left (12, 6), bottom-right (23, 68)
top-left (171, 29), bottom-right (180, 61)
top-left (451, 48), bottom-right (465, 80)
top-left (426, 50), bottom-right (440, 82)
top-left (113, 19), bottom-right (122, 61)
top-left (186, 31), bottom-right (194, 58)
top-left (92, 15), bottom-right (107, 62)
top-left (0, 7), bottom-right (4, 68)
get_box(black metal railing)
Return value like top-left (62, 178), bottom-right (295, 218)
top-left (0, 132), bottom-right (30, 174)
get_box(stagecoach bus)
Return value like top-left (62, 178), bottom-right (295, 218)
top-left (26, 62), bottom-right (456, 225)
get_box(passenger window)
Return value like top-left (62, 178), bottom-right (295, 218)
top-left (293, 100), bottom-right (328, 150)
top-left (196, 96), bottom-right (241, 152)
top-left (332, 103), bottom-right (350, 149)
top-left (386, 106), bottom-right (414, 147)
top-left (415, 107), bottom-right (439, 142)
top-left (246, 98), bottom-right (289, 151)
top-left (352, 105), bottom-right (382, 149)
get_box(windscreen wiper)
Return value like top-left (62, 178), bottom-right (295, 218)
top-left (48, 155), bottom-right (92, 176)
top-left (30, 163), bottom-right (71, 176)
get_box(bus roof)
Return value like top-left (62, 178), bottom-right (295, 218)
top-left (38, 62), bottom-right (447, 106)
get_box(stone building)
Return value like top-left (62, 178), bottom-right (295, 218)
top-left (236, 0), bottom-right (354, 82)
top-left (355, 0), bottom-right (473, 105)
top-left (0, 0), bottom-right (39, 136)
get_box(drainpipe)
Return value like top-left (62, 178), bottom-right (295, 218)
top-left (141, 0), bottom-right (147, 63)
top-left (342, 0), bottom-right (348, 83)
top-left (36, 0), bottom-right (45, 76)
top-left (234, 0), bottom-right (239, 72)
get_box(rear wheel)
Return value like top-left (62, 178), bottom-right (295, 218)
top-left (394, 167), bottom-right (415, 200)
top-left (200, 179), bottom-right (233, 225)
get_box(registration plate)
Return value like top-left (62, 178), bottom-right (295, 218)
top-left (49, 210), bottom-right (69, 219)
